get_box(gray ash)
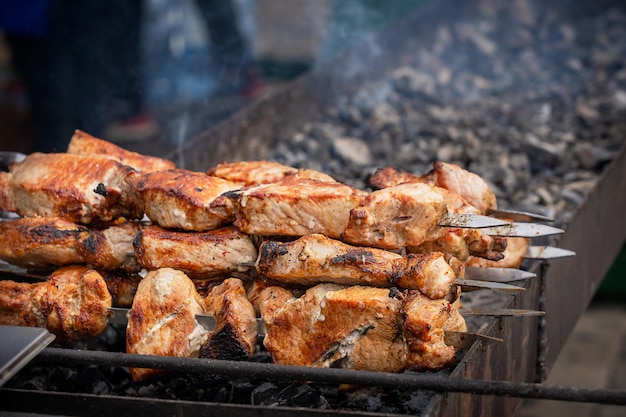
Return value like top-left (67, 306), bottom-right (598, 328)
top-left (268, 1), bottom-right (626, 229)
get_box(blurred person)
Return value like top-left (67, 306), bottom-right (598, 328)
top-left (1, 0), bottom-right (155, 152)
top-left (197, 0), bottom-right (264, 99)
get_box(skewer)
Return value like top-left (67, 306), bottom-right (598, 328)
top-left (453, 279), bottom-right (525, 292)
top-left (479, 222), bottom-right (564, 238)
top-left (525, 246), bottom-right (576, 259)
top-left (464, 267), bottom-right (536, 283)
top-left (438, 213), bottom-right (509, 228)
top-left (106, 307), bottom-right (508, 349)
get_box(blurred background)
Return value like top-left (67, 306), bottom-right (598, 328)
top-left (0, 0), bottom-right (419, 155)
top-left (0, 1), bottom-right (625, 416)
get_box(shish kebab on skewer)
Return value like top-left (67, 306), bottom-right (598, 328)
top-left (0, 141), bottom-right (564, 286)
top-left (0, 217), bottom-right (542, 298)
top-left (0, 132), bottom-right (564, 378)
top-left (0, 144), bottom-right (558, 240)
top-left (0, 265), bottom-right (535, 380)
top-left (0, 143), bottom-right (564, 300)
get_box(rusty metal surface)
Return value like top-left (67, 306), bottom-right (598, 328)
top-left (540, 140), bottom-right (626, 377)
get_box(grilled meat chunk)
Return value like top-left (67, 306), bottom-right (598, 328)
top-left (369, 162), bottom-right (497, 214)
top-left (67, 130), bottom-right (175, 173)
top-left (0, 265), bottom-right (112, 343)
top-left (0, 152), bottom-right (142, 223)
top-left (258, 283), bottom-right (464, 372)
top-left (208, 160), bottom-right (336, 186)
top-left (258, 283), bottom-right (405, 372)
top-left (466, 237), bottom-right (529, 269)
top-left (428, 161), bottom-right (497, 214)
top-left (99, 270), bottom-right (142, 307)
top-left (126, 268), bottom-right (209, 381)
top-left (200, 278), bottom-right (257, 360)
top-left (257, 234), bottom-right (455, 299)
top-left (343, 182), bottom-right (448, 250)
top-left (0, 217), bottom-right (88, 270)
top-left (403, 291), bottom-right (467, 371)
top-left (77, 221), bottom-right (143, 272)
top-left (410, 228), bottom-right (507, 262)
top-left (130, 169), bottom-right (240, 231)
top-left (369, 166), bottom-right (506, 260)
top-left (134, 225), bottom-right (257, 279)
top-left (232, 177), bottom-right (361, 238)
top-left (368, 166), bottom-right (420, 190)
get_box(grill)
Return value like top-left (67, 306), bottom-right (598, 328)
top-left (2, 0), bottom-right (626, 415)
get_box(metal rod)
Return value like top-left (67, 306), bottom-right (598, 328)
top-left (35, 348), bottom-right (626, 405)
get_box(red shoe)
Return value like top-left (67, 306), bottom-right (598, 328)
top-left (104, 113), bottom-right (160, 143)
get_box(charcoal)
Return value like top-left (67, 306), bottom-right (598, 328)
top-left (77, 366), bottom-right (112, 395)
top-left (266, 2), bottom-right (626, 232)
top-left (250, 382), bottom-right (282, 406)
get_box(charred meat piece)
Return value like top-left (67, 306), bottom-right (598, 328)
top-left (410, 228), bottom-right (507, 262)
top-left (403, 291), bottom-right (467, 372)
top-left (208, 160), bottom-right (336, 186)
top-left (130, 168), bottom-right (240, 231)
top-left (99, 270), bottom-right (142, 307)
top-left (77, 221), bottom-right (143, 272)
top-left (126, 268), bottom-right (209, 381)
top-left (232, 177), bottom-right (361, 238)
top-left (67, 130), bottom-right (175, 173)
top-left (0, 217), bottom-right (88, 270)
top-left (134, 225), bottom-right (257, 279)
top-left (257, 234), bottom-right (455, 299)
top-left (0, 152), bottom-right (142, 223)
top-left (0, 265), bottom-right (112, 343)
top-left (258, 283), bottom-right (465, 372)
top-left (200, 278), bottom-right (257, 360)
top-left (343, 182), bottom-right (449, 250)
top-left (466, 236), bottom-right (529, 269)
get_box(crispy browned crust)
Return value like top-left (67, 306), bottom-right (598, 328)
top-left (43, 266), bottom-right (112, 343)
top-left (410, 228), bottom-right (507, 262)
top-left (98, 270), bottom-right (142, 307)
top-left (259, 283), bottom-right (465, 372)
top-left (233, 177), bottom-right (361, 238)
top-left (402, 291), bottom-right (458, 371)
top-left (208, 160), bottom-right (336, 186)
top-left (7, 152), bottom-right (142, 223)
top-left (126, 268), bottom-right (208, 381)
top-left (257, 234), bottom-right (455, 298)
top-left (201, 278), bottom-right (257, 360)
top-left (367, 166), bottom-right (419, 189)
top-left (260, 284), bottom-right (408, 372)
top-left (0, 280), bottom-right (46, 328)
top-left (133, 225), bottom-right (257, 279)
top-left (130, 168), bottom-right (240, 231)
top-left (0, 171), bottom-right (16, 212)
top-left (466, 237), bottom-right (529, 269)
top-left (67, 130), bottom-right (175, 173)
top-left (343, 182), bottom-right (448, 250)
top-left (0, 217), bottom-right (88, 269)
top-left (0, 266), bottom-right (112, 343)
top-left (77, 221), bottom-right (143, 272)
